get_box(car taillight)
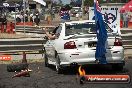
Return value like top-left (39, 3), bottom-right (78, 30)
top-left (114, 38), bottom-right (122, 46)
top-left (64, 41), bottom-right (77, 49)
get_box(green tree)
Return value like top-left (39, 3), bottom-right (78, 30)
top-left (70, 0), bottom-right (76, 7)
top-left (84, 0), bottom-right (93, 6)
top-left (84, 0), bottom-right (128, 7)
top-left (84, 0), bottom-right (114, 6)
top-left (58, 0), bottom-right (63, 6)
top-left (64, 4), bottom-right (72, 10)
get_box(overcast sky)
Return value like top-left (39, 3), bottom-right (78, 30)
top-left (62, 0), bottom-right (71, 4)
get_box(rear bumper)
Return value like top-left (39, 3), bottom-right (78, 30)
top-left (57, 47), bottom-right (124, 67)
top-left (59, 60), bottom-right (125, 67)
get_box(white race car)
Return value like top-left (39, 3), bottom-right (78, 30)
top-left (44, 20), bottom-right (125, 73)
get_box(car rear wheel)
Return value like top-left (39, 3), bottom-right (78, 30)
top-left (55, 54), bottom-right (63, 74)
top-left (112, 64), bottom-right (123, 71)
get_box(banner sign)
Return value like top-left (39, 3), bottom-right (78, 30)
top-left (0, 55), bottom-right (12, 61)
top-left (89, 6), bottom-right (122, 34)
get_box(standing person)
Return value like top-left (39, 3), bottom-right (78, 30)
top-left (16, 16), bottom-right (21, 23)
top-left (61, 11), bottom-right (70, 22)
top-left (51, 10), bottom-right (55, 20)
top-left (0, 16), bottom-right (2, 32)
top-left (25, 14), bottom-right (28, 22)
top-left (18, 11), bottom-right (23, 23)
top-left (2, 16), bottom-right (7, 33)
top-left (46, 10), bottom-right (52, 24)
top-left (29, 13), bottom-right (33, 22)
top-left (47, 14), bottom-right (52, 24)
top-left (25, 10), bottom-right (29, 22)
top-left (76, 13), bottom-right (79, 20)
top-left (129, 14), bottom-right (132, 23)
top-left (34, 13), bottom-right (40, 26)
top-left (123, 13), bottom-right (129, 28)
top-left (20, 11), bottom-right (24, 23)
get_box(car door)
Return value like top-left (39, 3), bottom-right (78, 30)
top-left (45, 40), bottom-right (56, 62)
top-left (45, 25), bottom-right (62, 63)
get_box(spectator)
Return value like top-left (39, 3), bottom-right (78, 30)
top-left (61, 11), bottom-right (70, 22)
top-left (29, 13), bottom-right (33, 22)
top-left (130, 14), bottom-right (132, 22)
top-left (2, 16), bottom-right (7, 32)
top-left (123, 13), bottom-right (129, 28)
top-left (20, 11), bottom-right (24, 22)
top-left (25, 10), bottom-right (29, 22)
top-left (47, 14), bottom-right (52, 24)
top-left (76, 13), bottom-right (79, 20)
top-left (25, 14), bottom-right (28, 22)
top-left (0, 16), bottom-right (2, 32)
top-left (34, 13), bottom-right (40, 26)
top-left (16, 16), bottom-right (21, 23)
top-left (51, 10), bottom-right (55, 20)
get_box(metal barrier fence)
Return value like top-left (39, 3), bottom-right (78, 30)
top-left (0, 27), bottom-right (131, 53)
top-left (121, 29), bottom-right (132, 49)
top-left (0, 38), bottom-right (46, 53)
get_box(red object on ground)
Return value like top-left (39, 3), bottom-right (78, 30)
top-left (0, 55), bottom-right (12, 61)
top-left (16, 22), bottom-right (33, 26)
top-left (120, 0), bottom-right (132, 13)
top-left (12, 70), bottom-right (30, 78)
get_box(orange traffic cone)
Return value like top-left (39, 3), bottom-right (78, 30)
top-left (22, 52), bottom-right (27, 63)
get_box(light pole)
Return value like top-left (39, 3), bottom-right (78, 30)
top-left (23, 0), bottom-right (26, 35)
top-left (15, 2), bottom-right (16, 33)
top-left (81, 0), bottom-right (85, 18)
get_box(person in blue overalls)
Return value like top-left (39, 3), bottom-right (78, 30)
top-left (61, 11), bottom-right (70, 22)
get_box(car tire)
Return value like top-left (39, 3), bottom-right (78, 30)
top-left (112, 64), bottom-right (123, 71)
top-left (55, 54), bottom-right (63, 74)
top-left (44, 53), bottom-right (49, 67)
top-left (7, 63), bottom-right (28, 72)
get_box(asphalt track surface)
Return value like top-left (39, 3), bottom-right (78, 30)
top-left (0, 58), bottom-right (132, 88)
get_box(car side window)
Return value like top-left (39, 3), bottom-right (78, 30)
top-left (56, 26), bottom-right (62, 34)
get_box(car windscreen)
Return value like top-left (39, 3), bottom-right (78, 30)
top-left (65, 22), bottom-right (113, 36)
